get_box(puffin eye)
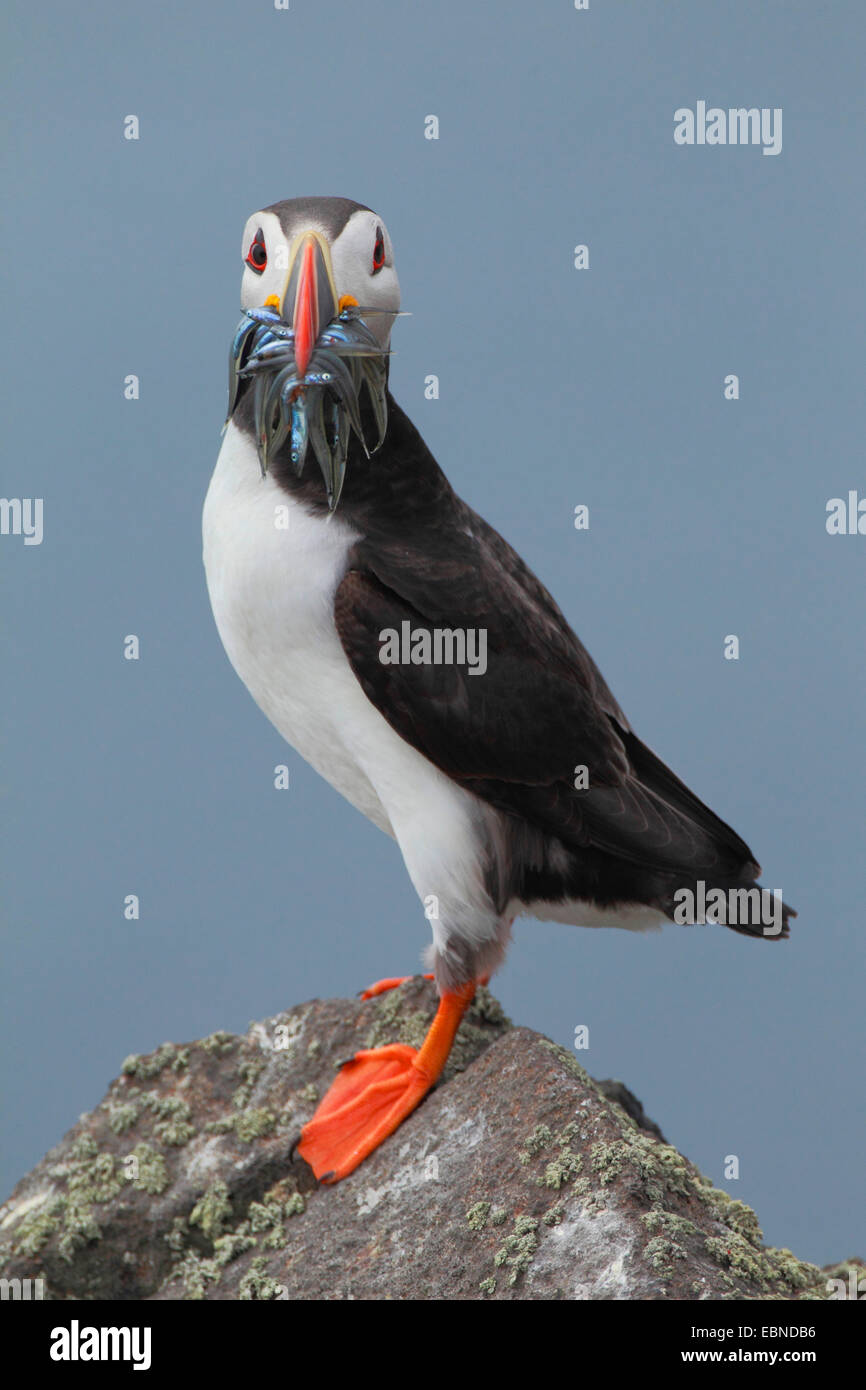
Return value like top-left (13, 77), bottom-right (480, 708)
top-left (371, 227), bottom-right (385, 274)
top-left (245, 229), bottom-right (267, 274)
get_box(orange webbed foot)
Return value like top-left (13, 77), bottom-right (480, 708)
top-left (296, 1044), bottom-right (430, 1182)
top-left (298, 980), bottom-right (476, 1182)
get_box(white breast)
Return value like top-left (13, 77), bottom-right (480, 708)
top-left (203, 421), bottom-right (395, 831)
top-left (202, 425), bottom-right (510, 972)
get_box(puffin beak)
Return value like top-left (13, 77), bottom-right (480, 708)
top-left (232, 230), bottom-right (389, 509)
top-left (279, 231), bottom-right (339, 376)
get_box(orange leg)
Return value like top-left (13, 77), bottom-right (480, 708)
top-left (298, 980), bottom-right (477, 1182)
top-left (360, 972), bottom-right (489, 999)
top-left (359, 973), bottom-right (434, 1000)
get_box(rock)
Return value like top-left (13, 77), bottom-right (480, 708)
top-left (596, 1079), bottom-right (668, 1144)
top-left (0, 979), bottom-right (853, 1300)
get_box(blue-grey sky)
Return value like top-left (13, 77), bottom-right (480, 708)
top-left (2, 1), bottom-right (864, 1269)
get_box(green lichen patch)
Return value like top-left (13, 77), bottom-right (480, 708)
top-left (164, 1216), bottom-right (187, 1255)
top-left (214, 1226), bottom-right (257, 1266)
top-left (203, 1117), bottom-right (234, 1136)
top-left (239, 1255), bottom-right (284, 1301)
top-left (518, 1124), bottom-right (553, 1163)
top-left (202, 1106), bottom-right (277, 1144)
top-left (493, 1215), bottom-right (539, 1288)
top-left (365, 987), bottom-right (431, 1052)
top-left (644, 1235), bottom-right (688, 1278)
top-left (250, 1189), bottom-right (306, 1250)
top-left (190, 1181), bottom-right (232, 1243)
top-left (469, 985), bottom-right (511, 1028)
top-left (121, 1043), bottom-right (179, 1080)
top-left (704, 1232), bottom-right (825, 1297)
top-left (245, 1188), bottom-right (306, 1254)
top-left (232, 1057), bottom-right (266, 1112)
top-left (581, 1190), bottom-right (608, 1217)
top-left (543, 1153), bottom-right (582, 1190)
top-left (66, 1134), bottom-right (97, 1164)
top-left (479, 1276), bottom-right (497, 1295)
top-left (519, 1120), bottom-right (584, 1190)
top-left (199, 1031), bottom-right (238, 1056)
top-left (179, 1175), bottom-right (307, 1281)
top-left (466, 1201), bottom-right (491, 1231)
top-left (107, 1101), bottom-right (140, 1136)
top-left (12, 1197), bottom-right (67, 1260)
top-left (543, 1124), bottom-right (583, 1190)
top-left (128, 1142), bottom-right (169, 1196)
top-left (12, 1138), bottom-right (127, 1263)
top-left (247, 1199), bottom-right (286, 1251)
top-left (248, 1199), bottom-right (283, 1234)
top-left (446, 1019), bottom-right (503, 1079)
top-left (70, 1155), bottom-right (120, 1207)
top-left (173, 1250), bottom-right (221, 1300)
top-left (641, 1208), bottom-right (698, 1240)
top-left (698, 1188), bottom-right (763, 1243)
top-left (704, 1233), bottom-right (771, 1290)
top-left (62, 1138), bottom-right (123, 1206)
top-left (56, 1202), bottom-right (100, 1262)
top-left (543, 1203), bottom-right (565, 1227)
top-left (589, 1134), bottom-right (691, 1204)
top-left (234, 1107), bottom-right (277, 1143)
top-left (138, 1093), bottom-right (195, 1147)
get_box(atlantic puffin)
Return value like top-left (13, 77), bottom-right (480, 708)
top-left (203, 196), bottom-right (792, 1183)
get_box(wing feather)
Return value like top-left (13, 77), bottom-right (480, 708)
top-left (335, 509), bottom-right (758, 882)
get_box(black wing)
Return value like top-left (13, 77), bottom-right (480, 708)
top-left (335, 498), bottom-right (759, 883)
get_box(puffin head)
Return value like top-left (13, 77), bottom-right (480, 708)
top-left (227, 197), bottom-right (402, 509)
top-left (240, 197), bottom-right (401, 353)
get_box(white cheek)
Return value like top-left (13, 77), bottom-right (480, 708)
top-left (239, 268), bottom-right (256, 309)
top-left (363, 266), bottom-right (401, 345)
top-left (240, 261), bottom-right (285, 310)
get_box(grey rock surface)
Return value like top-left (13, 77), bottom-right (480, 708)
top-left (0, 978), bottom-right (852, 1300)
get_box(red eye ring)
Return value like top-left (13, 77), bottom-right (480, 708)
top-left (372, 227), bottom-right (385, 274)
top-left (245, 229), bottom-right (267, 274)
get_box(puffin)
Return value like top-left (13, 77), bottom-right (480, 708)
top-left (203, 195), bottom-right (793, 1184)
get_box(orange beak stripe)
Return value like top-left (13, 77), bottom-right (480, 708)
top-left (292, 237), bottom-right (319, 377)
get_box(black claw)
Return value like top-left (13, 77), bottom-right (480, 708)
top-left (287, 1132), bottom-right (302, 1162)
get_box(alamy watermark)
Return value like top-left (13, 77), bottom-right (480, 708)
top-left (673, 883), bottom-right (784, 936)
top-left (378, 621), bottom-right (487, 676)
top-left (49, 1320), bottom-right (151, 1370)
top-left (674, 103), bottom-right (782, 157)
top-left (1, 1277), bottom-right (44, 1300)
top-left (0, 497), bottom-right (43, 545)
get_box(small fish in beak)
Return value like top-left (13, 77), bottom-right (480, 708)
top-left (226, 231), bottom-right (390, 511)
